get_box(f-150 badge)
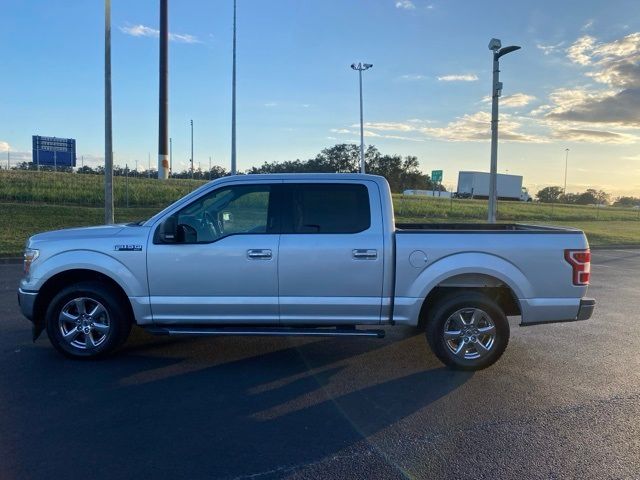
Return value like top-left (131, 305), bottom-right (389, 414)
top-left (114, 244), bottom-right (142, 251)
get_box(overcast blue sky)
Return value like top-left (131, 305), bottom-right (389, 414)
top-left (1, 0), bottom-right (639, 194)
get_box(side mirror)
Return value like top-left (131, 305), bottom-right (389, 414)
top-left (158, 216), bottom-right (178, 243)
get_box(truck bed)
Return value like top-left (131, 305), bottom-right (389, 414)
top-left (396, 223), bottom-right (582, 233)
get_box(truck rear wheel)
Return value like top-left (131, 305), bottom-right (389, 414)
top-left (426, 291), bottom-right (509, 370)
top-left (45, 281), bottom-right (132, 359)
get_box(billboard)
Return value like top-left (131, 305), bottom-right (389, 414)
top-left (32, 136), bottom-right (76, 167)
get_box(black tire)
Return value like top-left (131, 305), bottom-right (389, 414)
top-left (425, 291), bottom-right (509, 371)
top-left (45, 281), bottom-right (132, 359)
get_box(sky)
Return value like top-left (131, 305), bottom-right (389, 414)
top-left (1, 0), bottom-right (640, 196)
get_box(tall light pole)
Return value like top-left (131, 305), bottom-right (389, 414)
top-left (104, 0), bottom-right (114, 224)
top-left (230, 0), bottom-right (237, 175)
top-left (190, 119), bottom-right (194, 180)
top-left (563, 148), bottom-right (569, 195)
top-left (169, 137), bottom-right (173, 177)
top-left (351, 62), bottom-right (373, 174)
top-left (487, 38), bottom-right (520, 223)
top-left (158, 0), bottom-right (170, 180)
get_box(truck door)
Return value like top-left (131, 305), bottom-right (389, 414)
top-left (146, 182), bottom-right (280, 324)
top-left (277, 181), bottom-right (384, 325)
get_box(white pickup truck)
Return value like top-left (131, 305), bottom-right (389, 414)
top-left (18, 174), bottom-right (595, 370)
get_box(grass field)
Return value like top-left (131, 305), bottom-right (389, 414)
top-left (1, 170), bottom-right (638, 256)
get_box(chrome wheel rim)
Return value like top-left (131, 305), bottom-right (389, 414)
top-left (443, 308), bottom-right (496, 360)
top-left (58, 297), bottom-right (110, 349)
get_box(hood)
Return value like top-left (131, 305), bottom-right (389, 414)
top-left (28, 224), bottom-right (127, 246)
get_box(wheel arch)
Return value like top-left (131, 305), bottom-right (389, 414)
top-left (405, 252), bottom-right (530, 329)
top-left (32, 269), bottom-right (134, 340)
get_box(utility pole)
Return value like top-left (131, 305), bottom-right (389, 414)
top-left (104, 0), bottom-right (114, 224)
top-left (350, 62), bottom-right (373, 174)
top-left (148, 152), bottom-right (151, 178)
top-left (190, 119), bottom-right (194, 179)
top-left (158, 0), bottom-right (169, 180)
top-left (7, 148), bottom-right (9, 170)
top-left (231, 0), bottom-right (237, 175)
top-left (209, 156), bottom-right (212, 180)
top-left (169, 137), bottom-right (173, 177)
top-left (563, 148), bottom-right (570, 195)
top-left (487, 38), bottom-right (520, 223)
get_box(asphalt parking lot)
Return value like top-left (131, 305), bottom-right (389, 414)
top-left (1, 249), bottom-right (639, 479)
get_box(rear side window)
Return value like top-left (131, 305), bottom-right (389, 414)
top-left (283, 183), bottom-right (371, 234)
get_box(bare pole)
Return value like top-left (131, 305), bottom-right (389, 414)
top-left (230, 0), bottom-right (237, 175)
top-left (190, 119), bottom-right (194, 180)
top-left (158, 0), bottom-right (169, 179)
top-left (104, 0), bottom-right (114, 224)
top-left (563, 148), bottom-right (569, 195)
top-left (169, 137), bottom-right (173, 177)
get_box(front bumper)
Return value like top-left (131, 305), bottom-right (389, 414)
top-left (18, 288), bottom-right (38, 321)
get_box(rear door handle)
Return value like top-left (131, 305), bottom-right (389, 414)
top-left (352, 249), bottom-right (377, 260)
top-left (247, 249), bottom-right (272, 260)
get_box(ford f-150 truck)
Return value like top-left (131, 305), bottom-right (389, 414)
top-left (18, 174), bottom-right (595, 370)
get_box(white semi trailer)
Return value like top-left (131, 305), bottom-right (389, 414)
top-left (456, 171), bottom-right (531, 201)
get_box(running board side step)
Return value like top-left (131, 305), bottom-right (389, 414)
top-left (143, 326), bottom-right (386, 338)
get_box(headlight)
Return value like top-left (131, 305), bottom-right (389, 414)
top-left (23, 248), bottom-right (40, 276)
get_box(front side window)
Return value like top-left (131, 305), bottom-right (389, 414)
top-left (283, 183), bottom-right (371, 234)
top-left (161, 184), bottom-right (273, 244)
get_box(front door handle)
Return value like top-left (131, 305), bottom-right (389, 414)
top-left (247, 249), bottom-right (272, 260)
top-left (352, 249), bottom-right (377, 260)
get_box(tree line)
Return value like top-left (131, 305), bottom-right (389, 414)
top-left (9, 144), bottom-right (441, 192)
top-left (536, 186), bottom-right (639, 207)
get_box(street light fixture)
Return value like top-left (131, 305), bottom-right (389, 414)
top-left (351, 62), bottom-right (373, 174)
top-left (487, 38), bottom-right (521, 223)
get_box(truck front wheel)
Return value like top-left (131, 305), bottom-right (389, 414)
top-left (426, 291), bottom-right (509, 370)
top-left (45, 281), bottom-right (132, 359)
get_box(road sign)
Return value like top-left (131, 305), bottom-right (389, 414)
top-left (431, 170), bottom-right (443, 182)
top-left (32, 135), bottom-right (76, 167)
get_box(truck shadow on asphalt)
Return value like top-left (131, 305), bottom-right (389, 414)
top-left (5, 329), bottom-right (472, 479)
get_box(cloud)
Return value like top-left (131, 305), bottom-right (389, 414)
top-left (582, 19), bottom-right (595, 31)
top-left (120, 24), bottom-right (201, 44)
top-left (482, 92), bottom-right (536, 108)
top-left (551, 128), bottom-right (639, 143)
top-left (566, 35), bottom-right (597, 65)
top-left (421, 111), bottom-right (547, 143)
top-left (437, 74), bottom-right (479, 82)
top-left (0, 141), bottom-right (9, 152)
top-left (536, 41), bottom-right (565, 55)
top-left (546, 88), bottom-right (640, 126)
top-left (395, 0), bottom-right (415, 9)
top-left (547, 33), bottom-right (640, 126)
top-left (398, 74), bottom-right (427, 81)
top-left (330, 126), bottom-right (423, 142)
top-left (339, 113), bottom-right (544, 143)
top-left (358, 122), bottom-right (421, 132)
top-left (263, 102), bottom-right (278, 107)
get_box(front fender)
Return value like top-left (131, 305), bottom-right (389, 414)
top-left (25, 250), bottom-right (146, 297)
